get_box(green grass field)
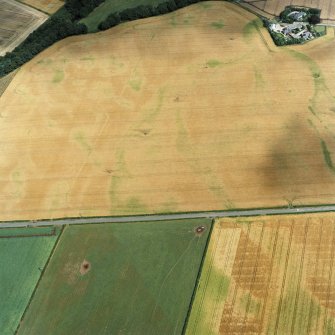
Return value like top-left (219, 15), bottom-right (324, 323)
top-left (0, 226), bottom-right (61, 335)
top-left (17, 219), bottom-right (212, 335)
top-left (80, 0), bottom-right (169, 32)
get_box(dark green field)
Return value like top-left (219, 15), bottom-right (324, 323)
top-left (17, 219), bottom-right (211, 335)
top-left (80, 0), bottom-right (169, 32)
top-left (0, 226), bottom-right (61, 335)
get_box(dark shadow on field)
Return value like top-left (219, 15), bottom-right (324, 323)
top-left (258, 116), bottom-right (335, 207)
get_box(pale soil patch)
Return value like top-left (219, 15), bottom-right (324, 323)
top-left (18, 0), bottom-right (64, 14)
top-left (0, 0), bottom-right (48, 56)
top-left (80, 259), bottom-right (91, 275)
top-left (186, 213), bottom-right (335, 335)
top-left (0, 2), bottom-right (335, 220)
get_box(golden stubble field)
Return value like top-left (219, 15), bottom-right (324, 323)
top-left (1, 1), bottom-right (335, 221)
top-left (186, 214), bottom-right (335, 334)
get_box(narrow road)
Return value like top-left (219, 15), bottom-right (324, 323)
top-left (1, 205), bottom-right (335, 228)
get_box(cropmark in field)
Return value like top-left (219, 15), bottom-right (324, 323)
top-left (186, 214), bottom-right (335, 334)
top-left (1, 2), bottom-right (335, 221)
top-left (17, 219), bottom-right (211, 335)
top-left (0, 226), bottom-right (61, 335)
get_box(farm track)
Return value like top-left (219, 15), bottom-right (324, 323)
top-left (1, 205), bottom-right (335, 228)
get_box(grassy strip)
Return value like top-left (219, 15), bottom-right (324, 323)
top-left (0, 226), bottom-right (57, 238)
top-left (0, 227), bottom-right (61, 335)
top-left (14, 226), bottom-right (64, 335)
top-left (181, 218), bottom-right (215, 334)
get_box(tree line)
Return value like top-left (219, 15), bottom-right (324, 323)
top-left (0, 0), bottom-right (106, 76)
top-left (0, 0), bottom-right (210, 77)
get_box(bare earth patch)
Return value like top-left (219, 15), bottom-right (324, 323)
top-left (79, 259), bottom-right (91, 275)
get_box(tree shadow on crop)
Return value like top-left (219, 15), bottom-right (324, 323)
top-left (258, 116), bottom-right (335, 208)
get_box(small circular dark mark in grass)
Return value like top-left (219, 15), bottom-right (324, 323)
top-left (80, 260), bottom-right (91, 275)
top-left (195, 226), bottom-right (206, 235)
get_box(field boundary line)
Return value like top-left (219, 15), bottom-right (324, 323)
top-left (189, 219), bottom-right (222, 334)
top-left (14, 225), bottom-right (65, 335)
top-left (0, 227), bottom-right (56, 239)
top-left (181, 218), bottom-right (215, 335)
top-left (2, 205), bottom-right (335, 228)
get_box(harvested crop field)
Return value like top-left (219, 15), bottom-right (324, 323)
top-left (241, 0), bottom-right (335, 24)
top-left (0, 226), bottom-right (61, 335)
top-left (1, 1), bottom-right (335, 221)
top-left (17, 219), bottom-right (211, 335)
top-left (186, 213), bottom-right (335, 335)
top-left (0, 0), bottom-right (48, 56)
top-left (18, 0), bottom-right (64, 14)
